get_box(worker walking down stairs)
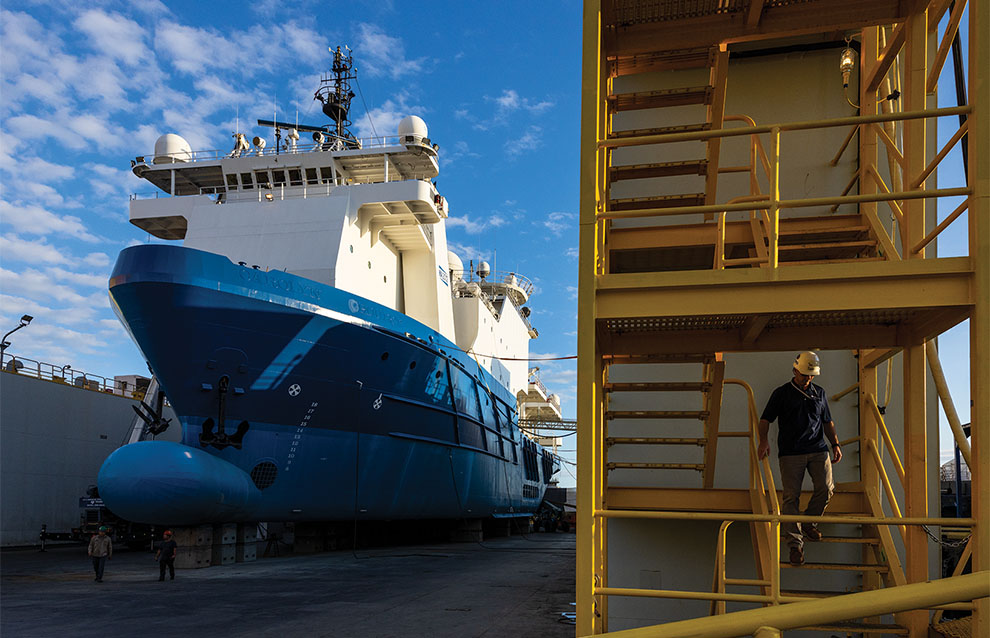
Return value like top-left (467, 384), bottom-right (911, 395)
top-left (758, 351), bottom-right (843, 566)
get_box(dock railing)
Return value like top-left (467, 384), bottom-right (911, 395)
top-left (0, 352), bottom-right (148, 400)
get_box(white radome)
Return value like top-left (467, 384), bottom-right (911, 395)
top-left (447, 250), bottom-right (464, 280)
top-left (153, 134), bottom-right (193, 164)
top-left (397, 115), bottom-right (428, 139)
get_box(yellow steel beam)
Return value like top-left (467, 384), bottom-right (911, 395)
top-left (926, 341), bottom-right (972, 467)
top-left (608, 0), bottom-right (909, 56)
top-left (900, 10), bottom-right (930, 637)
top-left (592, 571), bottom-right (989, 638)
top-left (701, 361), bottom-right (725, 488)
top-left (969, 0), bottom-right (989, 635)
top-left (577, 1), bottom-right (602, 634)
top-left (596, 257), bottom-right (972, 317)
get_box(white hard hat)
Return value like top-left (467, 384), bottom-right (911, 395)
top-left (794, 351), bottom-right (821, 376)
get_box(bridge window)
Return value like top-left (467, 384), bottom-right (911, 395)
top-left (240, 173), bottom-right (254, 190)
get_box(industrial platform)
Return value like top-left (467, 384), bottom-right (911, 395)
top-left (1, 534), bottom-right (576, 637)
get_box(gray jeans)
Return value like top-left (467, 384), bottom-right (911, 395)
top-left (779, 451), bottom-right (834, 549)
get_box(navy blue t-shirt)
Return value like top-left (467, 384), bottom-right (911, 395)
top-left (760, 381), bottom-right (832, 456)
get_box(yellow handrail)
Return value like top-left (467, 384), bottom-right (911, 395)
top-left (867, 393), bottom-right (905, 486)
top-left (866, 439), bottom-right (907, 541)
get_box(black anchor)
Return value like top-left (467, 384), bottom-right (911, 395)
top-left (200, 375), bottom-right (250, 450)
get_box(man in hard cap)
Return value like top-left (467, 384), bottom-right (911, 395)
top-left (758, 351), bottom-right (842, 566)
top-left (87, 526), bottom-right (112, 582)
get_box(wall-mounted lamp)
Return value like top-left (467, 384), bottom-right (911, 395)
top-left (839, 40), bottom-right (857, 89)
top-left (264, 192), bottom-right (274, 201)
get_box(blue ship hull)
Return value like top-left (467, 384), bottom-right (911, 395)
top-left (99, 245), bottom-right (555, 525)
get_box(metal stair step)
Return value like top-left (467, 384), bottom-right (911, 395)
top-left (818, 536), bottom-right (881, 544)
top-left (802, 621), bottom-right (908, 635)
top-left (781, 256), bottom-right (886, 266)
top-left (606, 437), bottom-right (706, 446)
top-left (607, 462), bottom-right (705, 471)
top-left (610, 160), bottom-right (708, 181)
top-left (604, 353), bottom-right (715, 364)
top-left (607, 86), bottom-right (713, 111)
top-left (608, 123), bottom-right (711, 140)
top-left (778, 240), bottom-right (877, 251)
top-left (781, 589), bottom-right (862, 599)
top-left (605, 382), bottom-right (712, 392)
top-left (606, 410), bottom-right (709, 420)
top-left (608, 48), bottom-right (716, 76)
top-left (609, 193), bottom-right (706, 212)
top-left (778, 224), bottom-right (871, 238)
top-left (781, 562), bottom-right (890, 572)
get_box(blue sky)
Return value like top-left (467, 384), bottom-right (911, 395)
top-left (0, 1), bottom-right (971, 481)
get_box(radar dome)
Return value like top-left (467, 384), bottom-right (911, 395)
top-left (153, 134), bottom-right (192, 164)
top-left (397, 115), bottom-right (428, 139)
top-left (447, 250), bottom-right (464, 279)
top-left (477, 261), bottom-right (491, 279)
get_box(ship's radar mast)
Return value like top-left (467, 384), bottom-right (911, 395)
top-left (314, 46), bottom-right (357, 140)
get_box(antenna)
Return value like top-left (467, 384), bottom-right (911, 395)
top-left (314, 45), bottom-right (357, 140)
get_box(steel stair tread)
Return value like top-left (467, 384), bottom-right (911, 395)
top-left (781, 562), bottom-right (890, 572)
top-left (610, 160), bottom-right (708, 180)
top-left (605, 382), bottom-right (712, 392)
top-left (607, 86), bottom-right (714, 111)
top-left (606, 437), bottom-right (707, 446)
top-left (606, 410), bottom-right (709, 419)
top-left (802, 621), bottom-right (908, 634)
top-left (608, 48), bottom-right (717, 76)
top-left (606, 462), bottom-right (705, 471)
top-left (780, 589), bottom-right (863, 599)
top-left (609, 193), bottom-right (706, 211)
top-left (608, 123), bottom-right (711, 139)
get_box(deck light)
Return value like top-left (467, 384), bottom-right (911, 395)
top-left (1, 315), bottom-right (33, 357)
top-left (839, 40), bottom-right (856, 88)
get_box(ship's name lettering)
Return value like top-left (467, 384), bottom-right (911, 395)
top-left (348, 299), bottom-right (399, 326)
top-left (239, 269), bottom-right (321, 300)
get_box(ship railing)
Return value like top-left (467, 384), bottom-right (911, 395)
top-left (528, 374), bottom-right (550, 398)
top-left (132, 134), bottom-right (430, 166)
top-left (452, 269), bottom-right (535, 297)
top-left (129, 174), bottom-right (440, 202)
top-left (0, 352), bottom-right (147, 400)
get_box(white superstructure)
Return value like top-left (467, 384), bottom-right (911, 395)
top-left (128, 115), bottom-right (546, 406)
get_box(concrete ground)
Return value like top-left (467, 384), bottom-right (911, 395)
top-left (1, 533), bottom-right (576, 638)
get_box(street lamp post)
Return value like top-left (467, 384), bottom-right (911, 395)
top-left (0, 315), bottom-right (33, 360)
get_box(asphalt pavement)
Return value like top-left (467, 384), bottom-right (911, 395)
top-left (1, 533), bottom-right (576, 638)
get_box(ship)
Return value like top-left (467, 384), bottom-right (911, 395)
top-left (98, 46), bottom-right (561, 526)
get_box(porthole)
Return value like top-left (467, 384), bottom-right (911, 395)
top-left (349, 245), bottom-right (354, 253)
top-left (409, 361), bottom-right (417, 370)
top-left (367, 261), bottom-right (372, 269)
top-left (381, 352), bottom-right (389, 361)
top-left (383, 275), bottom-right (387, 283)
top-left (435, 371), bottom-right (442, 379)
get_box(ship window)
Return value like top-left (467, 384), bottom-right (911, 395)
top-left (240, 173), bottom-right (254, 189)
top-left (367, 261), bottom-right (372, 269)
top-left (288, 168), bottom-right (302, 186)
top-left (254, 171), bottom-right (271, 188)
top-left (349, 245), bottom-right (354, 253)
top-left (409, 361), bottom-right (416, 370)
top-left (381, 352), bottom-right (389, 361)
top-left (383, 275), bottom-right (387, 283)
top-left (450, 368), bottom-right (481, 420)
top-left (272, 170), bottom-right (287, 186)
top-left (318, 166), bottom-right (334, 184)
top-left (305, 167), bottom-right (319, 184)
top-left (225, 174), bottom-right (238, 189)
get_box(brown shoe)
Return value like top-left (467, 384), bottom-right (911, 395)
top-left (803, 526), bottom-right (823, 542)
top-left (789, 547), bottom-right (805, 565)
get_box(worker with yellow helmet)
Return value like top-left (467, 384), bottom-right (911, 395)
top-left (758, 351), bottom-right (842, 566)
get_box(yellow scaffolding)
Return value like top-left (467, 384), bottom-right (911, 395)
top-left (578, 0), bottom-right (987, 635)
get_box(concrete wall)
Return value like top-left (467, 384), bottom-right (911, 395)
top-left (0, 371), bottom-right (179, 546)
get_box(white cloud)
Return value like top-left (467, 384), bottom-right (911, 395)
top-left (74, 10), bottom-right (148, 67)
top-left (0, 235), bottom-right (67, 265)
top-left (505, 125), bottom-right (543, 157)
top-left (565, 246), bottom-right (579, 259)
top-left (542, 211), bottom-right (575, 236)
top-left (0, 266), bottom-right (105, 306)
top-left (447, 241), bottom-right (490, 264)
top-left (0, 201), bottom-right (102, 242)
top-left (353, 94), bottom-right (426, 140)
top-left (491, 89), bottom-right (554, 115)
top-left (566, 285), bottom-right (578, 300)
top-left (82, 252), bottom-right (111, 268)
top-left (46, 266), bottom-right (107, 289)
top-left (355, 23), bottom-right (425, 79)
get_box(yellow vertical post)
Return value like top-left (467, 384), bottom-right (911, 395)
top-left (860, 27), bottom-right (880, 257)
top-left (768, 127), bottom-right (780, 269)
top-left (578, 1), bottom-right (603, 634)
top-left (898, 8), bottom-right (929, 637)
top-left (968, 0), bottom-right (989, 635)
top-left (858, 352), bottom-right (881, 615)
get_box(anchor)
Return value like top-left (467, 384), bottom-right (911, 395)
top-left (131, 388), bottom-right (172, 436)
top-left (199, 375), bottom-right (250, 450)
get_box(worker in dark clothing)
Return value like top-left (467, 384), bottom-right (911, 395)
top-left (757, 351), bottom-right (842, 566)
top-left (156, 530), bottom-right (178, 581)
top-left (87, 526), bottom-right (112, 582)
